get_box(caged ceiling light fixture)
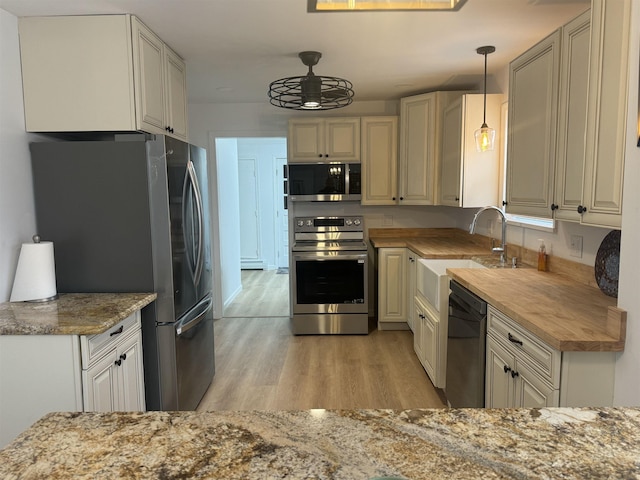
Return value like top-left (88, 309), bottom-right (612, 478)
top-left (475, 45), bottom-right (496, 152)
top-left (268, 51), bottom-right (354, 110)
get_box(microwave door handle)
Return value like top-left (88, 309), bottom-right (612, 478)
top-left (187, 160), bottom-right (205, 285)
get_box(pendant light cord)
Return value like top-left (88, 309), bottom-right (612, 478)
top-left (483, 50), bottom-right (487, 126)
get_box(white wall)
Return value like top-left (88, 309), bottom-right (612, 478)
top-left (0, 9), bottom-right (36, 302)
top-left (237, 137), bottom-right (286, 270)
top-left (213, 138), bottom-right (242, 314)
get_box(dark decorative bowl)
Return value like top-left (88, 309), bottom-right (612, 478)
top-left (595, 230), bottom-right (621, 298)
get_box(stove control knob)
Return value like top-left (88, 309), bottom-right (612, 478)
top-left (306, 220), bottom-right (313, 226)
top-left (353, 219), bottom-right (361, 226)
top-left (297, 220), bottom-right (304, 227)
top-left (345, 219), bottom-right (353, 226)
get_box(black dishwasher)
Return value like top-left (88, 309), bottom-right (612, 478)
top-left (445, 280), bottom-right (487, 408)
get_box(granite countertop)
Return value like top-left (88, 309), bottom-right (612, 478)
top-left (1, 407), bottom-right (639, 479)
top-left (0, 293), bottom-right (157, 336)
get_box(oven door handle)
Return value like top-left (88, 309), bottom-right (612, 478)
top-left (293, 252), bottom-right (367, 261)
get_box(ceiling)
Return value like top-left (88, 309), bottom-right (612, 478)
top-left (0, 0), bottom-right (590, 105)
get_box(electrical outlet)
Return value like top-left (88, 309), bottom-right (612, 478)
top-left (570, 235), bottom-right (583, 258)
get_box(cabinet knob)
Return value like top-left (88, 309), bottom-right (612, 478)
top-left (120, 353), bottom-right (127, 361)
top-left (577, 205), bottom-right (587, 214)
top-left (503, 365), bottom-right (511, 374)
top-left (551, 203), bottom-right (558, 211)
top-left (511, 370), bottom-right (519, 379)
top-left (324, 154), bottom-right (329, 158)
top-left (400, 196), bottom-right (404, 201)
top-left (165, 126), bottom-right (171, 132)
top-left (502, 201), bottom-right (508, 206)
top-left (318, 154), bottom-right (323, 158)
top-left (392, 197), bottom-right (396, 201)
top-left (115, 359), bottom-right (122, 366)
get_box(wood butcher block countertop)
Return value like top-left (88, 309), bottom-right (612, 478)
top-left (369, 228), bottom-right (626, 352)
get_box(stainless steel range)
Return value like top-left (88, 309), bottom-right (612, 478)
top-left (291, 216), bottom-right (369, 335)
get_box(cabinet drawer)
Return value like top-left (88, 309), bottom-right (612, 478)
top-left (80, 312), bottom-right (141, 369)
top-left (487, 306), bottom-right (560, 387)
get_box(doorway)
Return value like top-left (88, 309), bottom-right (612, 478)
top-left (213, 137), bottom-right (290, 318)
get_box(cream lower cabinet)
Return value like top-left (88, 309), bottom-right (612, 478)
top-left (0, 312), bottom-right (145, 448)
top-left (18, 15), bottom-right (188, 140)
top-left (485, 306), bottom-right (616, 408)
top-left (377, 248), bottom-right (408, 330)
top-left (414, 294), bottom-right (441, 388)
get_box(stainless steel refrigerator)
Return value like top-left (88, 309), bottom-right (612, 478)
top-left (30, 134), bottom-right (215, 411)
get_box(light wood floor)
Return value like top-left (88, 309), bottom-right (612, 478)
top-left (223, 269), bottom-right (290, 318)
top-left (197, 316), bottom-right (447, 411)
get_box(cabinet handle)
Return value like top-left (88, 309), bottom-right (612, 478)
top-left (502, 201), bottom-right (508, 206)
top-left (577, 205), bottom-right (587, 214)
top-left (115, 359), bottom-right (122, 366)
top-left (455, 197), bottom-right (460, 202)
top-left (503, 365), bottom-right (511, 374)
top-left (400, 196), bottom-right (404, 201)
top-left (507, 332), bottom-right (523, 346)
top-left (409, 257), bottom-right (415, 262)
top-left (109, 326), bottom-right (124, 337)
top-left (120, 353), bottom-right (127, 361)
top-left (324, 154), bottom-right (329, 158)
top-left (551, 203), bottom-right (558, 211)
top-left (392, 197), bottom-right (396, 201)
top-left (511, 370), bottom-right (519, 379)
top-left (165, 126), bottom-right (171, 132)
top-left (318, 154), bottom-right (323, 158)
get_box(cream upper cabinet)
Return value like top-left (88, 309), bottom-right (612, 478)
top-left (580, 0), bottom-right (630, 228)
top-left (18, 15), bottom-right (188, 140)
top-left (288, 118), bottom-right (360, 162)
top-left (439, 94), bottom-right (502, 207)
top-left (505, 30), bottom-right (561, 218)
top-left (399, 92), bottom-right (461, 205)
top-left (553, 10), bottom-right (591, 223)
top-left (361, 116), bottom-right (398, 205)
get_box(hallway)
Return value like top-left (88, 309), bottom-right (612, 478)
top-left (223, 269), bottom-right (289, 318)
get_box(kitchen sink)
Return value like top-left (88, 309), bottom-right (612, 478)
top-left (417, 259), bottom-right (486, 312)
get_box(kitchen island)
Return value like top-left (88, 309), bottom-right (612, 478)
top-left (1, 407), bottom-right (639, 479)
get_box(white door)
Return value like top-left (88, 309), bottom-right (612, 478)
top-left (238, 157), bottom-right (262, 269)
top-left (276, 157), bottom-right (289, 269)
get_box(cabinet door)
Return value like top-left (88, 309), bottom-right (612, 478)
top-left (132, 17), bottom-right (166, 134)
top-left (554, 11), bottom-right (591, 222)
top-left (288, 120), bottom-right (325, 161)
top-left (514, 361), bottom-right (559, 408)
top-left (83, 350), bottom-right (118, 412)
top-left (413, 301), bottom-right (425, 362)
top-left (378, 248), bottom-right (407, 325)
top-left (399, 93), bottom-right (438, 205)
top-left (439, 98), bottom-right (463, 206)
top-left (506, 30), bottom-right (560, 218)
top-left (421, 305), bottom-right (440, 386)
top-left (580, 0), bottom-right (630, 228)
top-left (406, 252), bottom-right (417, 332)
top-left (116, 330), bottom-right (146, 411)
top-left (361, 116), bottom-right (398, 205)
top-left (485, 335), bottom-right (514, 408)
top-left (325, 118), bottom-right (360, 161)
top-left (164, 46), bottom-right (188, 141)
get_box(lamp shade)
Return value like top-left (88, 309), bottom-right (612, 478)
top-left (10, 236), bottom-right (58, 302)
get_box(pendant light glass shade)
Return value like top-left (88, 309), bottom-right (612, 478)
top-left (475, 45), bottom-right (496, 152)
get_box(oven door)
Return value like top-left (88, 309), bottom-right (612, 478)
top-left (292, 250), bottom-right (368, 314)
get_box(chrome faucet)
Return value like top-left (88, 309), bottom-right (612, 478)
top-left (469, 206), bottom-right (508, 265)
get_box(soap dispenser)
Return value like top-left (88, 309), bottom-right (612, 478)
top-left (537, 239), bottom-right (547, 272)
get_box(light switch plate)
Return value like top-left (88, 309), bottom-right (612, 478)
top-left (570, 235), bottom-right (583, 258)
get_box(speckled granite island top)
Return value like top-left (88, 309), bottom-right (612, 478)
top-left (0, 293), bottom-right (157, 335)
top-left (1, 408), bottom-right (639, 479)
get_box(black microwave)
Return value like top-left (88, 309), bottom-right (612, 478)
top-left (286, 163), bottom-right (361, 202)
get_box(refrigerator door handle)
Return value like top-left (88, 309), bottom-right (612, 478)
top-left (176, 295), bottom-right (212, 336)
top-left (187, 160), bottom-right (205, 286)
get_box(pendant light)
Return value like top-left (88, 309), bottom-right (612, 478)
top-left (268, 51), bottom-right (354, 110)
top-left (475, 45), bottom-right (496, 152)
